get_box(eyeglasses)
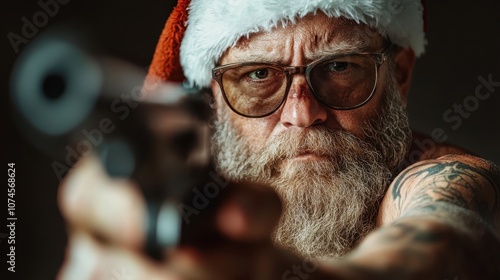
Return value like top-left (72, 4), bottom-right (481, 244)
top-left (212, 44), bottom-right (393, 118)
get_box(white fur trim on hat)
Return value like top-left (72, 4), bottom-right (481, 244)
top-left (180, 0), bottom-right (426, 88)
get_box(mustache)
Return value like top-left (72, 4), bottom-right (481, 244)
top-left (260, 126), bottom-right (372, 161)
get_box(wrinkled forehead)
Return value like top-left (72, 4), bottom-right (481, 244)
top-left (175, 0), bottom-right (424, 88)
top-left (221, 13), bottom-right (386, 64)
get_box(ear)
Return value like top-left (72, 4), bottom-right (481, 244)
top-left (392, 47), bottom-right (416, 107)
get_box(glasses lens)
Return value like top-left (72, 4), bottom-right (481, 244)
top-left (309, 54), bottom-right (377, 108)
top-left (221, 65), bottom-right (287, 117)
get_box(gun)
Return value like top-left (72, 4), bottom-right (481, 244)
top-left (9, 27), bottom-right (225, 259)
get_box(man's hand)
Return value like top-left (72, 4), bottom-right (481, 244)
top-left (56, 155), bottom-right (336, 280)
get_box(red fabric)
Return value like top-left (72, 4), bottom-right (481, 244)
top-left (147, 0), bottom-right (190, 83)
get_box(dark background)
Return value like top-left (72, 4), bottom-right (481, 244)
top-left (2, 0), bottom-right (499, 279)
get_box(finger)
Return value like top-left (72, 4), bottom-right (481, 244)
top-left (168, 241), bottom-right (308, 280)
top-left (57, 231), bottom-right (100, 280)
top-left (57, 231), bottom-right (181, 280)
top-left (58, 155), bottom-right (146, 248)
top-left (216, 181), bottom-right (282, 241)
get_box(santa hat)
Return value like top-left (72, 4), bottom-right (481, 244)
top-left (147, 0), bottom-right (426, 89)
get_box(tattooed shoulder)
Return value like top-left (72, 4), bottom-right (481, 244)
top-left (382, 154), bottom-right (500, 227)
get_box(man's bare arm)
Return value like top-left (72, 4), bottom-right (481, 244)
top-left (327, 154), bottom-right (500, 279)
top-left (389, 154), bottom-right (499, 225)
top-left (56, 153), bottom-right (500, 280)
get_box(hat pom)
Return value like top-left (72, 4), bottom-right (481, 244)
top-left (146, 0), bottom-right (190, 86)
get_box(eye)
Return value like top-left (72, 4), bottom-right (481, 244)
top-left (325, 61), bottom-right (349, 72)
top-left (248, 68), bottom-right (270, 80)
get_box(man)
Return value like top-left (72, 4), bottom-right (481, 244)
top-left (57, 0), bottom-right (500, 279)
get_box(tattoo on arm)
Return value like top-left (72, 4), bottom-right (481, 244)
top-left (350, 156), bottom-right (500, 279)
top-left (390, 158), bottom-right (500, 224)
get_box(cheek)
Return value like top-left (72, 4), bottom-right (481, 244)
top-left (231, 114), bottom-right (276, 150)
top-left (211, 83), bottom-right (225, 121)
top-left (338, 66), bottom-right (394, 136)
top-left (330, 110), bottom-right (373, 137)
top-left (330, 89), bottom-right (385, 137)
top-left (212, 81), bottom-right (277, 150)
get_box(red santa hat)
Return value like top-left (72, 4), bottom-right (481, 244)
top-left (147, 0), bottom-right (426, 89)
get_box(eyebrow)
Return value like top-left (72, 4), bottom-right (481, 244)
top-left (225, 27), bottom-right (383, 65)
top-left (228, 42), bottom-right (369, 65)
top-left (230, 53), bottom-right (283, 64)
top-left (308, 31), bottom-right (386, 58)
top-left (306, 41), bottom-right (368, 60)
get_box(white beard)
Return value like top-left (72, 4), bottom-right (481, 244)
top-left (211, 77), bottom-right (411, 260)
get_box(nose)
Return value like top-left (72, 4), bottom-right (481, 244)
top-left (279, 74), bottom-right (328, 128)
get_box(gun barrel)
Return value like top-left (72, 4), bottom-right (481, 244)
top-left (10, 29), bottom-right (215, 257)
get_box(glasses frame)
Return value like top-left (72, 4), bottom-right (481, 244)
top-left (212, 44), bottom-right (393, 118)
